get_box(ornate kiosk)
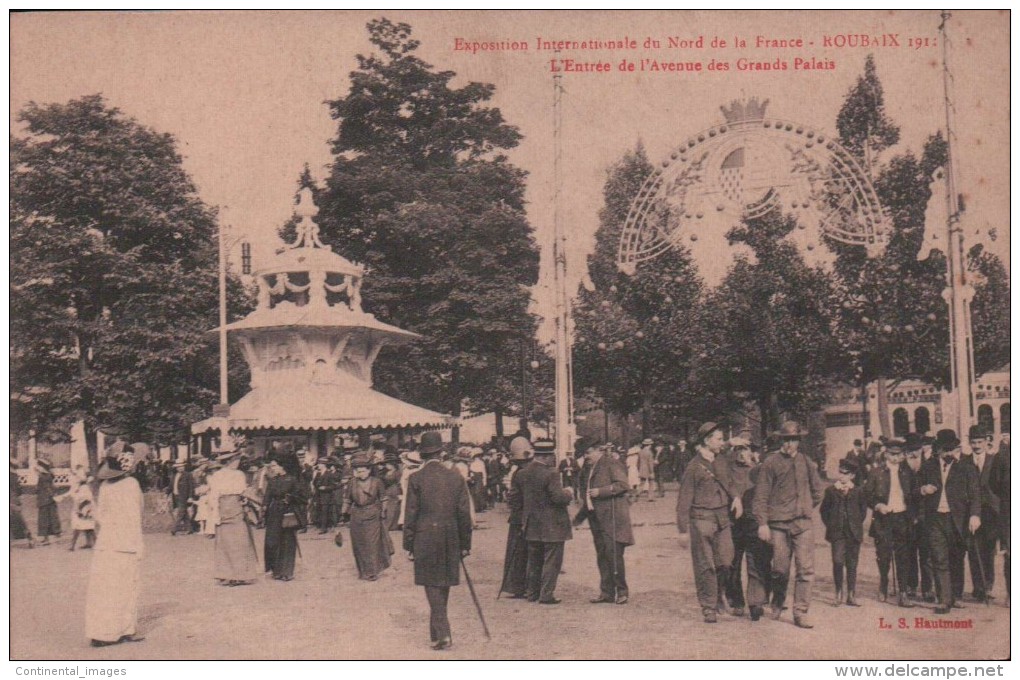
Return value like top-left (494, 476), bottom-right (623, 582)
top-left (191, 188), bottom-right (453, 459)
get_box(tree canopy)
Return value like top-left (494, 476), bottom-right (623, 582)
top-left (10, 95), bottom-right (249, 468)
top-left (313, 19), bottom-right (540, 427)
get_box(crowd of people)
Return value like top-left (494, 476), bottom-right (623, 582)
top-left (9, 420), bottom-right (1009, 652)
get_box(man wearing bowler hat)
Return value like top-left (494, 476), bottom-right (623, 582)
top-left (917, 428), bottom-right (981, 614)
top-left (518, 439), bottom-right (573, 604)
top-left (963, 424), bottom-right (999, 602)
top-left (752, 420), bottom-right (824, 628)
top-left (403, 431), bottom-right (472, 650)
top-left (573, 438), bottom-right (634, 605)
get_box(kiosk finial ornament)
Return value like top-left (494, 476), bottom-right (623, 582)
top-left (289, 187), bottom-right (331, 251)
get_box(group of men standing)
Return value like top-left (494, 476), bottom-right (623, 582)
top-left (496, 435), bottom-right (634, 607)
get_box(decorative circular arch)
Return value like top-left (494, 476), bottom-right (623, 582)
top-left (617, 98), bottom-right (890, 275)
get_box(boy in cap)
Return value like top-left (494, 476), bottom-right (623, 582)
top-left (820, 458), bottom-right (867, 606)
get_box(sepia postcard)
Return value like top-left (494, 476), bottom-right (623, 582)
top-left (8, 9), bottom-right (1010, 670)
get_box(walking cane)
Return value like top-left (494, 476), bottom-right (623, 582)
top-left (611, 494), bottom-right (619, 602)
top-left (461, 556), bottom-right (492, 640)
top-left (970, 534), bottom-right (991, 607)
top-left (890, 545), bottom-right (900, 599)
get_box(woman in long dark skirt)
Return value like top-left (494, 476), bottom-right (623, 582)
top-left (263, 453), bottom-right (305, 581)
top-left (36, 458), bottom-right (62, 544)
top-left (343, 455), bottom-right (392, 581)
top-left (10, 458), bottom-right (34, 548)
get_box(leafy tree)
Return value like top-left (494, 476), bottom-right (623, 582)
top-left (836, 54), bottom-right (900, 162)
top-left (831, 56), bottom-right (1009, 435)
top-left (969, 244), bottom-right (1011, 376)
top-left (572, 144), bottom-right (704, 440)
top-left (10, 95), bottom-right (250, 470)
top-left (316, 19), bottom-right (540, 436)
top-left (694, 210), bottom-right (847, 438)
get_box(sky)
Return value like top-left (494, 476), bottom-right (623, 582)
top-left (10, 10), bottom-right (1010, 336)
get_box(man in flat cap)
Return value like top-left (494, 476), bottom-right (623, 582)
top-left (864, 440), bottom-right (917, 607)
top-left (918, 429), bottom-right (981, 614)
top-left (676, 422), bottom-right (741, 623)
top-left (518, 439), bottom-right (573, 604)
top-left (752, 421), bottom-right (824, 628)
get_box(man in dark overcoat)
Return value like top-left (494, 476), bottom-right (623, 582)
top-left (35, 457), bottom-right (61, 544)
top-left (988, 432), bottom-right (1010, 603)
top-left (963, 425), bottom-right (999, 601)
top-left (171, 461), bottom-right (196, 535)
top-left (518, 439), bottom-right (573, 604)
top-left (499, 436), bottom-right (532, 598)
top-left (863, 441), bottom-right (918, 607)
top-left (917, 428), bottom-right (982, 614)
top-left (402, 431), bottom-right (472, 651)
top-left (572, 438), bottom-right (634, 604)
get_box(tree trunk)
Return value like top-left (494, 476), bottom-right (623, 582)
top-left (451, 399), bottom-right (462, 447)
top-left (875, 376), bottom-right (891, 439)
top-left (84, 422), bottom-right (100, 475)
top-left (641, 394), bottom-right (653, 439)
top-left (620, 414), bottom-right (631, 449)
top-left (494, 407), bottom-right (505, 440)
top-left (757, 392), bottom-right (781, 440)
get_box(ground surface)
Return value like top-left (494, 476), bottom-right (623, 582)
top-left (11, 486), bottom-right (1010, 660)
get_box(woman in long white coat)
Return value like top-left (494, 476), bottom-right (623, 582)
top-left (85, 459), bottom-right (145, 647)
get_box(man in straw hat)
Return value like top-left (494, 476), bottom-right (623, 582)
top-left (403, 431), bottom-right (472, 650)
top-left (85, 457), bottom-right (145, 647)
top-left (918, 428), bottom-right (981, 614)
top-left (499, 436), bottom-right (533, 599)
top-left (573, 438), bottom-right (634, 605)
top-left (676, 422), bottom-right (741, 623)
top-left (518, 439), bottom-right (573, 605)
top-left (35, 456), bottom-right (61, 545)
top-left (752, 420), bottom-right (824, 628)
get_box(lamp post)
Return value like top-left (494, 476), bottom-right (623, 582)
top-left (216, 223), bottom-right (245, 415)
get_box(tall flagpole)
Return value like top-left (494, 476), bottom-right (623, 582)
top-left (552, 55), bottom-right (574, 460)
top-left (938, 11), bottom-right (976, 436)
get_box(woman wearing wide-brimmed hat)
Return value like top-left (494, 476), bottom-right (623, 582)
top-left (10, 457), bottom-right (34, 548)
top-left (35, 457), bottom-right (61, 545)
top-left (208, 449), bottom-right (260, 586)
top-left (85, 458), bottom-right (145, 647)
top-left (342, 453), bottom-right (393, 581)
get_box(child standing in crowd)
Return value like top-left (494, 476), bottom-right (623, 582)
top-left (820, 459), bottom-right (867, 607)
